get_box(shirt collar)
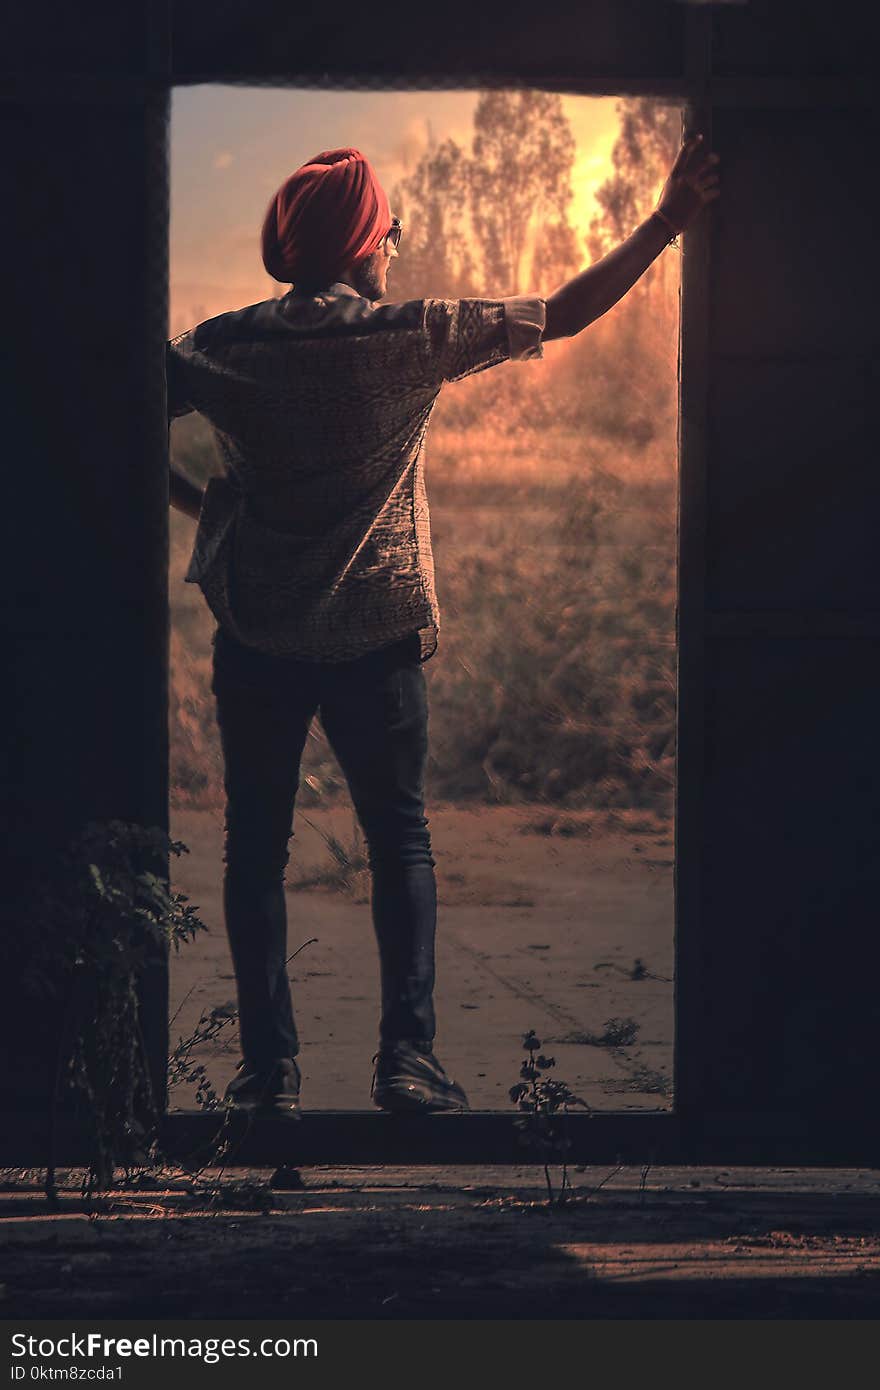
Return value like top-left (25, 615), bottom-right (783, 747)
top-left (324, 281), bottom-right (361, 298)
top-left (287, 281), bottom-right (362, 300)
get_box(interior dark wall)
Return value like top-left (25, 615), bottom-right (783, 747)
top-left (1, 0), bottom-right (877, 1155)
top-left (0, 12), bottom-right (170, 1115)
top-left (679, 93), bottom-right (880, 1141)
top-left (168, 0), bottom-right (684, 84)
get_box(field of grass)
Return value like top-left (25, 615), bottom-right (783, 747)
top-left (169, 388), bottom-right (677, 823)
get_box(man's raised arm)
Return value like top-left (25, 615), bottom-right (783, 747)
top-left (543, 133), bottom-right (720, 342)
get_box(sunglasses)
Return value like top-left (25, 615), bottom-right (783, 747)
top-left (382, 216), bottom-right (403, 252)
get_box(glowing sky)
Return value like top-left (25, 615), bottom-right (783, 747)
top-left (170, 85), bottom-right (621, 334)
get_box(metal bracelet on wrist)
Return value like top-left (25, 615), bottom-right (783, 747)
top-left (652, 209), bottom-right (681, 245)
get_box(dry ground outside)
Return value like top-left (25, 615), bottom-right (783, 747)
top-left (168, 804), bottom-right (674, 1115)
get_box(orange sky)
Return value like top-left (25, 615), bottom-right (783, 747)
top-left (170, 87), bottom-right (622, 334)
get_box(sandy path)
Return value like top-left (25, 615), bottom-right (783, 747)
top-left (168, 804), bottom-right (674, 1112)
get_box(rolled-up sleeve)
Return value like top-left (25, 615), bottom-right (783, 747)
top-left (502, 295), bottom-right (546, 362)
top-left (422, 295), bottom-right (546, 384)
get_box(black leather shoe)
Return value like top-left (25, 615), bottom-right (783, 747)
top-left (223, 1058), bottom-right (302, 1116)
top-left (371, 1042), bottom-right (469, 1114)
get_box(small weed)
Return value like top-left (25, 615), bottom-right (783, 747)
top-left (595, 958), bottom-right (671, 983)
top-left (292, 814), bottom-right (368, 893)
top-left (167, 1003), bottom-right (238, 1111)
top-left (548, 1017), bottom-right (640, 1048)
top-left (595, 1017), bottom-right (640, 1047)
top-left (521, 814), bottom-right (596, 839)
top-left (624, 1064), bottom-right (673, 1098)
top-left (510, 1029), bottom-right (590, 1209)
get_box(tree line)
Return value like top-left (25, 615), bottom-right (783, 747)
top-left (390, 91), bottom-right (680, 302)
top-left (389, 92), bottom-right (681, 452)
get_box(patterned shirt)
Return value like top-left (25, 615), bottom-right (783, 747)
top-left (166, 283), bottom-right (546, 662)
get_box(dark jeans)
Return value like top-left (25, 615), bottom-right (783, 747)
top-left (210, 624), bottom-right (436, 1066)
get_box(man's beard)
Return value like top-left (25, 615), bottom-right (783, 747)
top-left (351, 253), bottom-right (385, 302)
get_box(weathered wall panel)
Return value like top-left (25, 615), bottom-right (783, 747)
top-left (710, 108), bottom-right (876, 358)
top-left (697, 635), bottom-right (880, 1114)
top-left (0, 64), bottom-right (170, 1112)
top-left (170, 0), bottom-right (685, 86)
top-left (706, 358), bottom-right (875, 610)
top-left (713, 0), bottom-right (878, 77)
top-left (682, 46), bottom-right (879, 1134)
top-left (6, 8), bottom-right (151, 75)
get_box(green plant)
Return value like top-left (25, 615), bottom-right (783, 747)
top-left (167, 1002), bottom-right (238, 1110)
top-left (20, 819), bottom-right (209, 1201)
top-left (510, 1030), bottom-right (590, 1208)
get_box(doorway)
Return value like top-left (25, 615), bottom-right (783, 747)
top-left (167, 84), bottom-right (683, 1114)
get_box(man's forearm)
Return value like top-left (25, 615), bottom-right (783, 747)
top-left (543, 212), bottom-right (674, 341)
top-left (169, 466), bottom-right (205, 521)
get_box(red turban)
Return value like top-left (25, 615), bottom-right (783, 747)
top-left (261, 147), bottom-right (392, 286)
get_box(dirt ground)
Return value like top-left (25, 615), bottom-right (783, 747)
top-left (4, 1164), bottom-right (880, 1320)
top-left (167, 804), bottom-right (675, 1113)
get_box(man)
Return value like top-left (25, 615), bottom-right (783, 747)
top-left (167, 136), bottom-right (719, 1117)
